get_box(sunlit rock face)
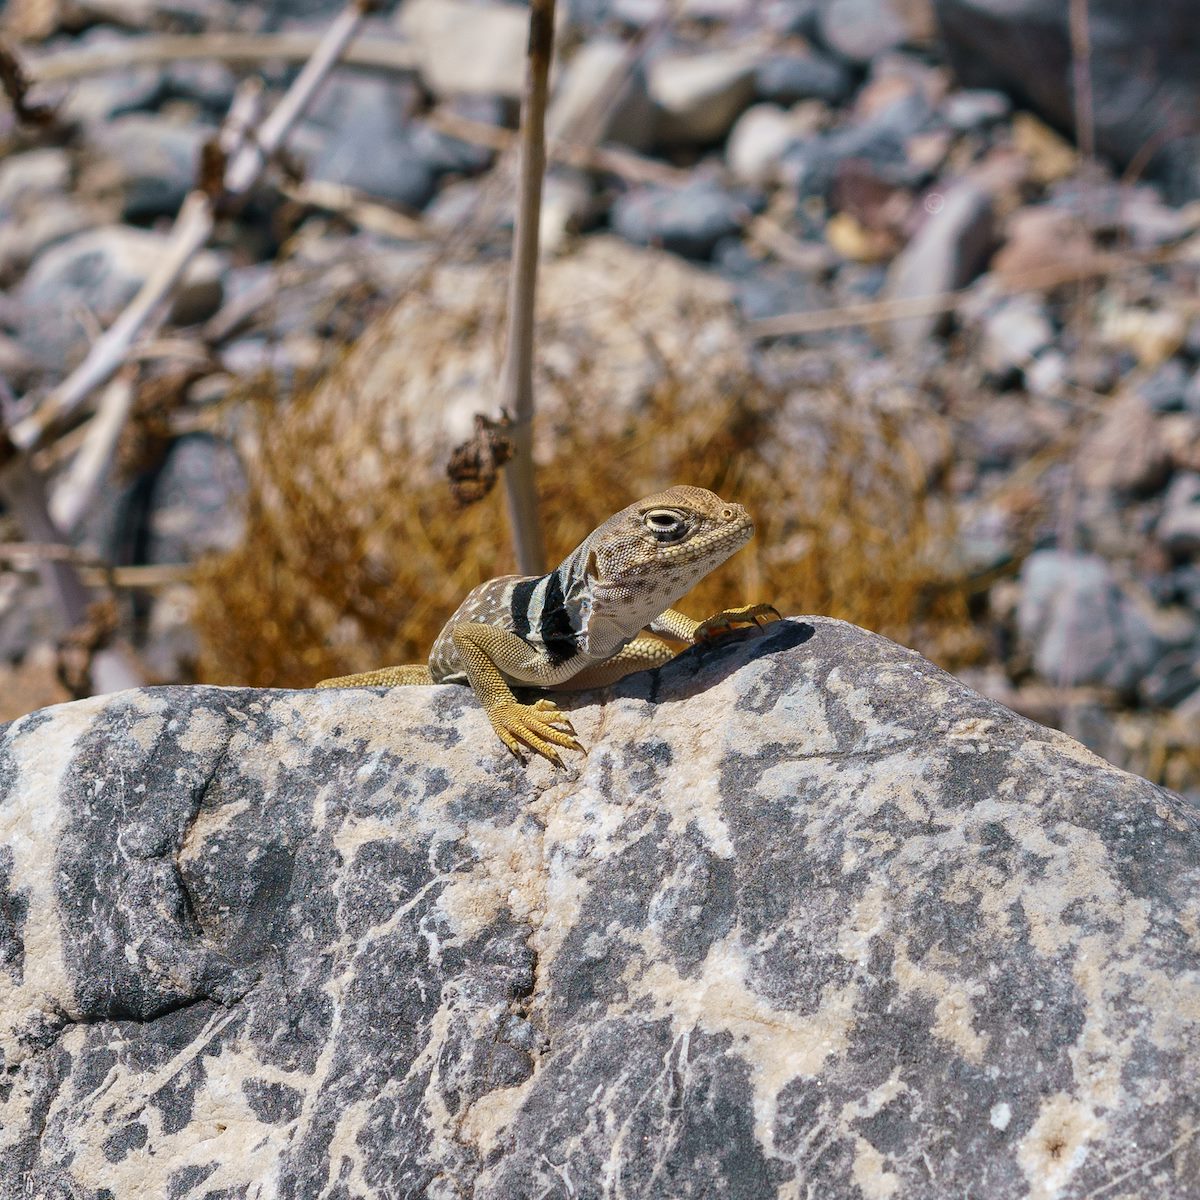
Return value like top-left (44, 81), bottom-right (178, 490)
top-left (1, 618), bottom-right (1198, 1199)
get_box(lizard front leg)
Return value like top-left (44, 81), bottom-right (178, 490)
top-left (555, 636), bottom-right (680, 689)
top-left (562, 610), bottom-right (781, 692)
top-left (650, 604), bottom-right (782, 644)
top-left (451, 622), bottom-right (585, 767)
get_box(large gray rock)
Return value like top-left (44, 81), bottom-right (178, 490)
top-left (932, 0), bottom-right (1200, 202)
top-left (2, 618), bottom-right (1199, 1197)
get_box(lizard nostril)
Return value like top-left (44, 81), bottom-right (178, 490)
top-left (721, 507), bottom-right (735, 520)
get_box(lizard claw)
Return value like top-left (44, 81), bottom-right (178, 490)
top-left (489, 699), bottom-right (584, 768)
top-left (694, 603), bottom-right (783, 643)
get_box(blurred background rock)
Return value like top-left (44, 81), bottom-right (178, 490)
top-left (0, 0), bottom-right (1197, 795)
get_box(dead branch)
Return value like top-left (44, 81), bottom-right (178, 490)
top-left (498, 0), bottom-right (556, 575)
top-left (428, 108), bottom-right (689, 189)
top-left (278, 179), bottom-right (429, 241)
top-left (49, 370), bottom-right (136, 534)
top-left (0, 37), bottom-right (56, 125)
top-left (0, 543), bottom-right (191, 589)
top-left (26, 30), bottom-right (418, 85)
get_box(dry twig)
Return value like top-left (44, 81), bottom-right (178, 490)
top-left (26, 30), bottom-right (417, 85)
top-left (428, 108), bottom-right (688, 189)
top-left (0, 37), bottom-right (56, 125)
top-left (498, 0), bottom-right (556, 575)
top-left (48, 370), bottom-right (136, 535)
top-left (0, 543), bottom-right (190, 589)
top-left (278, 179), bottom-right (429, 241)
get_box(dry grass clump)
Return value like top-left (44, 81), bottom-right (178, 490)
top-left (193, 345), bottom-right (976, 690)
top-left (1115, 713), bottom-right (1200, 797)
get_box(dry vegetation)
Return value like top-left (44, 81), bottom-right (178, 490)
top-left (192, 257), bottom-right (978, 688)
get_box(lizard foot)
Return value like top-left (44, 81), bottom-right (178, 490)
top-left (694, 604), bottom-right (783, 643)
top-left (489, 698), bottom-right (584, 769)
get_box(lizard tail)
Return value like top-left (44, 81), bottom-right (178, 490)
top-left (315, 665), bottom-right (434, 688)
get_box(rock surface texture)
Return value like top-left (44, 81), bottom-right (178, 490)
top-left (1, 618), bottom-right (1198, 1198)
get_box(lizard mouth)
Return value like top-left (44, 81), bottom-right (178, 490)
top-left (657, 514), bottom-right (753, 565)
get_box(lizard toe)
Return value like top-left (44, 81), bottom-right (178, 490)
top-left (491, 702), bottom-right (585, 765)
top-left (696, 603), bottom-right (783, 641)
top-left (532, 698), bottom-right (577, 732)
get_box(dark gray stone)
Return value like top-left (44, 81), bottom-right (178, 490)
top-left (611, 182), bottom-right (761, 260)
top-left (302, 76), bottom-right (489, 210)
top-left (755, 52), bottom-right (855, 105)
top-left (161, 60), bottom-right (238, 113)
top-left (2, 618), bottom-right (1199, 1196)
top-left (144, 434), bottom-right (247, 565)
top-left (727, 267), bottom-right (829, 323)
top-left (1171, 564), bottom-right (1200, 610)
top-left (933, 0), bottom-right (1200, 202)
top-left (762, 0), bottom-right (823, 35)
top-left (781, 90), bottom-right (935, 196)
top-left (1158, 473), bottom-right (1200, 559)
top-left (1140, 359), bottom-right (1191, 413)
top-left (1138, 645), bottom-right (1200, 709)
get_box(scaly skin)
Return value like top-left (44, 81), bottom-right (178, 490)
top-left (316, 487), bottom-right (780, 766)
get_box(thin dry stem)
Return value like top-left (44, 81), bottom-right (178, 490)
top-left (27, 31), bottom-right (418, 85)
top-left (279, 180), bottom-right (429, 240)
top-left (428, 109), bottom-right (688, 188)
top-left (1068, 0), bottom-right (1096, 165)
top-left (499, 0), bottom-right (556, 575)
top-left (48, 371), bottom-right (137, 535)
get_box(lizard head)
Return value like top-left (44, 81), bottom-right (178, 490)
top-left (583, 484), bottom-right (753, 601)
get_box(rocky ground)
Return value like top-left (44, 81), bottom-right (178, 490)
top-left (0, 0), bottom-right (1197, 795)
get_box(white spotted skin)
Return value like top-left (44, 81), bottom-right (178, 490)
top-left (428, 486), bottom-right (753, 685)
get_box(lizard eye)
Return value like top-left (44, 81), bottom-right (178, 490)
top-left (643, 508), bottom-right (689, 542)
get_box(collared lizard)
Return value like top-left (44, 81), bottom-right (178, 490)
top-left (316, 485), bottom-right (779, 766)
